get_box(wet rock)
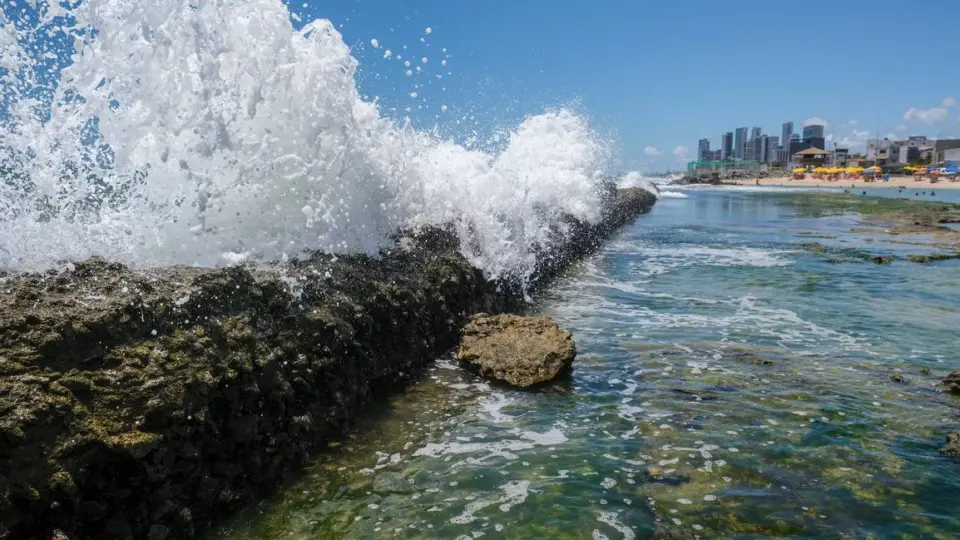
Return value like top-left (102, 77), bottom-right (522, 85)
top-left (871, 255), bottom-right (894, 264)
top-left (653, 523), bottom-right (697, 539)
top-left (0, 187), bottom-right (657, 540)
top-left (644, 466), bottom-right (690, 485)
top-left (920, 368), bottom-right (932, 375)
top-left (939, 432), bottom-right (960, 457)
top-left (457, 314), bottom-right (576, 387)
top-left (728, 351), bottom-right (773, 366)
top-left (908, 253), bottom-right (960, 263)
top-left (889, 373), bottom-right (908, 384)
top-left (944, 371), bottom-right (960, 395)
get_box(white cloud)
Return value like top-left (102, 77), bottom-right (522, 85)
top-left (644, 146), bottom-right (663, 156)
top-left (943, 96), bottom-right (957, 108)
top-left (849, 119), bottom-right (858, 126)
top-left (896, 123), bottom-right (908, 132)
top-left (834, 129), bottom-right (871, 150)
top-left (826, 134), bottom-right (835, 142)
top-left (884, 133), bottom-right (898, 140)
top-left (672, 145), bottom-right (689, 159)
top-left (903, 106), bottom-right (949, 125)
top-left (804, 116), bottom-right (828, 127)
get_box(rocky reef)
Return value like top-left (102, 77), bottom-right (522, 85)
top-left (0, 187), bottom-right (655, 540)
top-left (457, 314), bottom-right (576, 387)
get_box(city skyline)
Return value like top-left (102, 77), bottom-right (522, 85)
top-left (695, 119), bottom-right (826, 165)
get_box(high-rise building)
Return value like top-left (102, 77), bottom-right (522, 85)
top-left (734, 127), bottom-right (748, 159)
top-left (753, 137), bottom-right (763, 162)
top-left (751, 127), bottom-right (761, 141)
top-left (698, 138), bottom-right (711, 161)
top-left (781, 122), bottom-right (794, 149)
top-left (758, 135), bottom-right (769, 163)
top-left (762, 136), bottom-right (779, 163)
top-left (803, 124), bottom-right (825, 140)
top-left (721, 132), bottom-right (733, 160)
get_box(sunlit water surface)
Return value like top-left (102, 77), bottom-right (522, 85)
top-left (221, 189), bottom-right (960, 539)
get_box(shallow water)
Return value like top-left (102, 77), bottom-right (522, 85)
top-left (220, 190), bottom-right (960, 539)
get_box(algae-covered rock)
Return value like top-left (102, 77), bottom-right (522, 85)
top-left (943, 371), bottom-right (960, 395)
top-left (908, 252), bottom-right (960, 263)
top-left (0, 187), bottom-right (656, 540)
top-left (939, 432), bottom-right (960, 457)
top-left (457, 314), bottom-right (576, 387)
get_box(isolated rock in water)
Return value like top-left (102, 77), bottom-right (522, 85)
top-left (940, 432), bottom-right (960, 457)
top-left (457, 314), bottom-right (576, 387)
top-left (944, 371), bottom-right (960, 394)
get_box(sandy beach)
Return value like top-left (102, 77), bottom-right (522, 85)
top-left (736, 175), bottom-right (960, 189)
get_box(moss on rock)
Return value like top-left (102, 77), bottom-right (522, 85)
top-left (0, 188), bottom-right (655, 540)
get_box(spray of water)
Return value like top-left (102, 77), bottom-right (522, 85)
top-left (0, 0), bottom-right (616, 281)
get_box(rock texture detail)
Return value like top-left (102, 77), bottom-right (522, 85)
top-left (0, 186), bottom-right (655, 540)
top-left (944, 371), bottom-right (960, 395)
top-left (457, 314), bottom-right (576, 387)
top-left (940, 432), bottom-right (960, 457)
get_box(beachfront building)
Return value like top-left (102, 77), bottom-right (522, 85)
top-left (866, 138), bottom-right (896, 163)
top-left (867, 136), bottom-right (941, 165)
top-left (734, 127), bottom-right (748, 159)
top-left (932, 139), bottom-right (960, 164)
top-left (793, 147), bottom-right (830, 167)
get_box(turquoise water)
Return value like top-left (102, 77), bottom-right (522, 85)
top-left (221, 189), bottom-right (960, 539)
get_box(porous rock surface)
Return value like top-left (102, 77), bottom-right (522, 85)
top-left (457, 314), bottom-right (576, 387)
top-left (0, 186), bottom-right (656, 540)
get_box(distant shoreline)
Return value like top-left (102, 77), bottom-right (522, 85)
top-left (731, 175), bottom-right (960, 190)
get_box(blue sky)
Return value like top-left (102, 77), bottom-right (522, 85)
top-left (293, 0), bottom-right (960, 172)
top-left (4, 0), bottom-right (958, 173)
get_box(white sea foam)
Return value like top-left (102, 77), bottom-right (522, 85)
top-left (477, 392), bottom-right (515, 423)
top-left (596, 511), bottom-right (635, 540)
top-left (637, 245), bottom-right (792, 270)
top-left (618, 171), bottom-right (659, 194)
top-left (413, 428), bottom-right (567, 460)
top-left (0, 0), bottom-right (624, 281)
top-left (658, 191), bottom-right (688, 199)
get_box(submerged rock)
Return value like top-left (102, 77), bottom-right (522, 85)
top-left (939, 432), bottom-right (960, 457)
top-left (457, 314), bottom-right (576, 387)
top-left (653, 522), bottom-right (697, 539)
top-left (944, 371), bottom-right (960, 395)
top-left (908, 252), bottom-right (960, 263)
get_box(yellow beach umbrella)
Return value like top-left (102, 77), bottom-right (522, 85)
top-left (793, 167), bottom-right (806, 173)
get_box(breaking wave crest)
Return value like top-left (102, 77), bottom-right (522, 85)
top-left (0, 0), bottom-right (618, 281)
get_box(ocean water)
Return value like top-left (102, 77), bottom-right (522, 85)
top-left (221, 189), bottom-right (960, 539)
